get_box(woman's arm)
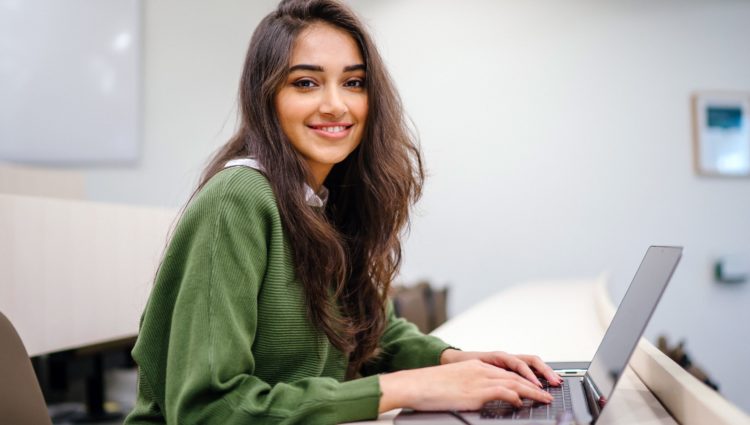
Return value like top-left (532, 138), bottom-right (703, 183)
top-left (378, 359), bottom-right (554, 413)
top-left (364, 301), bottom-right (561, 412)
top-left (129, 169), bottom-right (382, 424)
top-left (359, 299), bottom-right (453, 376)
top-left (439, 349), bottom-right (562, 386)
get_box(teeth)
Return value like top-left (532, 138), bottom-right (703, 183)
top-left (320, 126), bottom-right (345, 132)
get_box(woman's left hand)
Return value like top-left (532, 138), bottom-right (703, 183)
top-left (439, 349), bottom-right (562, 388)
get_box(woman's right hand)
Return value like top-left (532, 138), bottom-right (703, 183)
top-left (378, 359), bottom-right (554, 413)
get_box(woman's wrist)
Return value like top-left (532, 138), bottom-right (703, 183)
top-left (440, 348), bottom-right (463, 365)
top-left (378, 370), bottom-right (413, 413)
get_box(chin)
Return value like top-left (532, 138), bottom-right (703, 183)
top-left (317, 150), bottom-right (357, 167)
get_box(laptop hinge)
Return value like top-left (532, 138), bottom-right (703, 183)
top-left (583, 375), bottom-right (603, 421)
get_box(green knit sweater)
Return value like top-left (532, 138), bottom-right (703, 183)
top-left (125, 166), bottom-right (451, 425)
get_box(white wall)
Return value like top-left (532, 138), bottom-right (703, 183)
top-left (76, 0), bottom-right (749, 411)
top-left (351, 0), bottom-right (750, 410)
top-left (78, 0), bottom-right (279, 207)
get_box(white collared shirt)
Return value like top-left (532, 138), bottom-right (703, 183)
top-left (224, 158), bottom-right (329, 208)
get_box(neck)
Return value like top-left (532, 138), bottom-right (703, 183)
top-left (307, 162), bottom-right (332, 191)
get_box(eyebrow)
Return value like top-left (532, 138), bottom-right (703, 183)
top-left (288, 64), bottom-right (366, 73)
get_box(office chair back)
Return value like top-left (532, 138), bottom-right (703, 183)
top-left (0, 311), bottom-right (52, 425)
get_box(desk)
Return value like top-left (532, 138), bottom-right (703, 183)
top-left (1, 193), bottom-right (746, 423)
top-left (346, 279), bottom-right (676, 425)
top-left (0, 193), bottom-right (174, 356)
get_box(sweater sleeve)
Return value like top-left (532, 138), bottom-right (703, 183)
top-left (360, 299), bottom-right (454, 376)
top-left (128, 169), bottom-right (381, 425)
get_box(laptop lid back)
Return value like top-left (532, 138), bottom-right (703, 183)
top-left (585, 246), bottom-right (682, 410)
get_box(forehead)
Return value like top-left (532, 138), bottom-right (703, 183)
top-left (290, 22), bottom-right (363, 66)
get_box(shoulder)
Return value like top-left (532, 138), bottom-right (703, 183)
top-left (202, 166), bottom-right (275, 204)
top-left (176, 167), bottom-right (280, 239)
top-left (193, 166), bottom-right (277, 216)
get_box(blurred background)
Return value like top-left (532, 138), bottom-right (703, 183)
top-left (1, 0), bottom-right (748, 418)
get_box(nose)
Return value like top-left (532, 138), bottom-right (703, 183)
top-left (318, 86), bottom-right (347, 118)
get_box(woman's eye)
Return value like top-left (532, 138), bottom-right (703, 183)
top-left (345, 79), bottom-right (365, 88)
top-left (292, 79), bottom-right (317, 89)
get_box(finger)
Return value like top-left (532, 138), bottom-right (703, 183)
top-left (489, 370), bottom-right (542, 392)
top-left (499, 379), bottom-right (554, 404)
top-left (504, 355), bottom-right (543, 388)
top-left (481, 385), bottom-right (523, 408)
top-left (483, 359), bottom-right (547, 391)
top-left (519, 355), bottom-right (563, 386)
top-left (480, 353), bottom-right (534, 381)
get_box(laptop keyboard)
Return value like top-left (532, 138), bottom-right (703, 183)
top-left (480, 379), bottom-right (572, 420)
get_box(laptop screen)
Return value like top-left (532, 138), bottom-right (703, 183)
top-left (585, 246), bottom-right (682, 404)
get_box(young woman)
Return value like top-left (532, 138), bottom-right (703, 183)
top-left (125, 1), bottom-right (560, 423)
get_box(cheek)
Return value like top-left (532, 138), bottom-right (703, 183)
top-left (276, 93), bottom-right (310, 130)
top-left (354, 98), bottom-right (368, 128)
top-left (352, 101), bottom-right (368, 143)
top-left (274, 96), bottom-right (291, 131)
top-left (358, 96), bottom-right (369, 120)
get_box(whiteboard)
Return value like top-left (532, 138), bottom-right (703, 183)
top-left (0, 0), bottom-right (141, 164)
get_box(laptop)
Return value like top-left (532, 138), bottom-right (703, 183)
top-left (395, 245), bottom-right (682, 425)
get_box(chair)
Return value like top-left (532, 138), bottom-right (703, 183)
top-left (390, 281), bottom-right (449, 333)
top-left (0, 311), bottom-right (52, 425)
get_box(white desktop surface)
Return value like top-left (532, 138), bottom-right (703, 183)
top-left (1, 193), bottom-right (743, 424)
top-left (344, 279), bottom-right (677, 425)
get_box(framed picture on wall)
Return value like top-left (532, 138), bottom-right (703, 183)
top-left (692, 91), bottom-right (750, 177)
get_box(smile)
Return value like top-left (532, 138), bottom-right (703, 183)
top-left (307, 123), bottom-right (354, 139)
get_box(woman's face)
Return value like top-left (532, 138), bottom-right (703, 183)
top-left (276, 22), bottom-right (368, 188)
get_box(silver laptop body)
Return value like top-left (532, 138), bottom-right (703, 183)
top-left (395, 245), bottom-right (683, 425)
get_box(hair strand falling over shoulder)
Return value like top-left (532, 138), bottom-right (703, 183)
top-left (196, 0), bottom-right (424, 379)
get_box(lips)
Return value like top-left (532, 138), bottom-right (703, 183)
top-left (307, 122), bottom-right (354, 139)
top-left (307, 123), bottom-right (353, 131)
top-left (315, 125), bottom-right (347, 132)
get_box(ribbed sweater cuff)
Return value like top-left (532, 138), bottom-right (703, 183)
top-left (424, 337), bottom-right (455, 367)
top-left (330, 374), bottom-right (382, 422)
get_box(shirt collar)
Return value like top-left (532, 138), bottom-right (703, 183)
top-left (224, 157), bottom-right (328, 208)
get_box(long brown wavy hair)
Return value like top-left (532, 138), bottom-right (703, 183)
top-left (196, 0), bottom-right (423, 378)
